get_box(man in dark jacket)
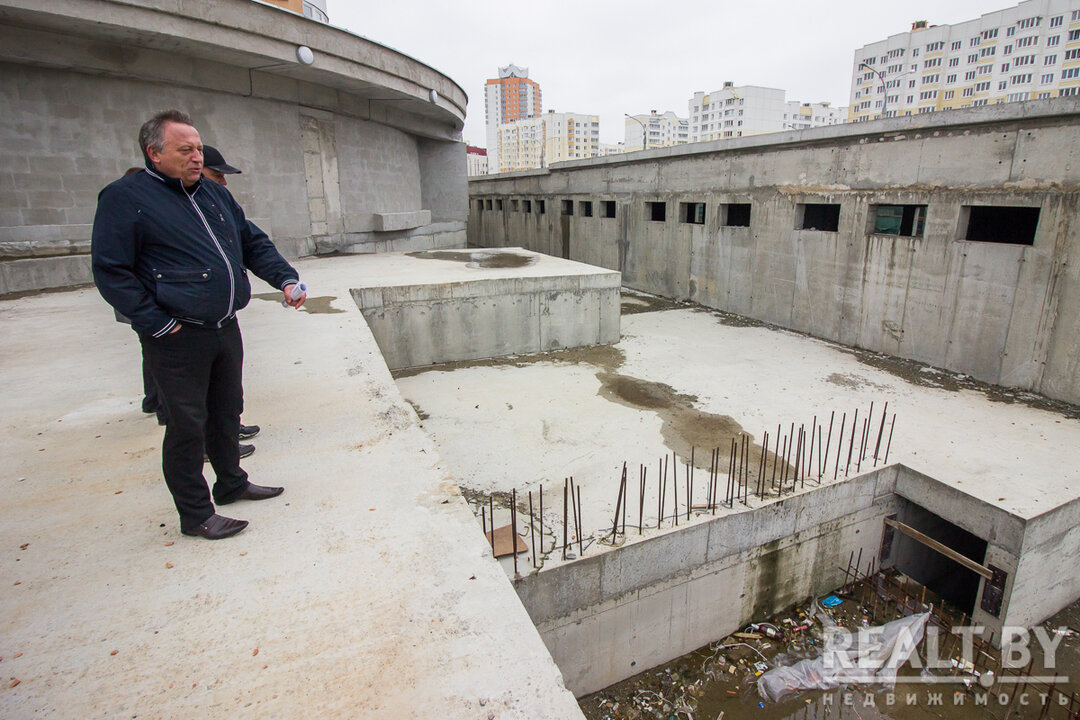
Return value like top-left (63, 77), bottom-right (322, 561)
top-left (92, 109), bottom-right (305, 540)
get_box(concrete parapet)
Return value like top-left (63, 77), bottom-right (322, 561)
top-left (349, 248), bottom-right (621, 369)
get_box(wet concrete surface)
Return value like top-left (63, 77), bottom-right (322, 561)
top-left (251, 292), bottom-right (345, 314)
top-left (621, 291), bottom-right (685, 316)
top-left (597, 372), bottom-right (786, 474)
top-left (405, 249), bottom-right (537, 269)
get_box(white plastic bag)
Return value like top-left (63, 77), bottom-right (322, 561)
top-left (758, 612), bottom-right (930, 702)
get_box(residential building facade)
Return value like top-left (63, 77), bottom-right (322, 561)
top-left (689, 83), bottom-right (844, 141)
top-left (850, 0), bottom-right (1080, 121)
top-left (495, 111), bottom-right (600, 172)
top-left (623, 110), bottom-right (689, 151)
top-left (485, 64), bottom-right (542, 172)
top-left (783, 101), bottom-right (846, 130)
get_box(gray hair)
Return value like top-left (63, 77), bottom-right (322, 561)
top-left (138, 109), bottom-right (194, 163)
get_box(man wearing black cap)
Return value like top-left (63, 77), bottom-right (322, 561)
top-left (201, 145), bottom-right (241, 187)
top-left (199, 145), bottom-right (260, 453)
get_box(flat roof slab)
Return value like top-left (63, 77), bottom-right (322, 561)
top-left (0, 255), bottom-right (584, 719)
top-left (395, 300), bottom-right (1080, 569)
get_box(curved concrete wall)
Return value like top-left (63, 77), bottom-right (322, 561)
top-left (468, 101), bottom-right (1080, 405)
top-left (0, 0), bottom-right (469, 294)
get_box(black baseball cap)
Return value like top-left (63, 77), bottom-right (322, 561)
top-left (202, 145), bottom-right (241, 174)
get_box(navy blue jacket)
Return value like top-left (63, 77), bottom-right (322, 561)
top-left (91, 166), bottom-right (298, 337)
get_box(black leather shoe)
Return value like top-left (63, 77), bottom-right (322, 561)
top-left (204, 444), bottom-right (255, 463)
top-left (239, 424), bottom-right (260, 440)
top-left (218, 482), bottom-right (284, 504)
top-left (181, 514), bottom-right (249, 540)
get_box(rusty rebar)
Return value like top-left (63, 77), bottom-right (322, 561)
top-left (884, 413), bottom-right (896, 464)
top-left (528, 490), bottom-right (536, 569)
top-left (511, 487), bottom-right (519, 576)
top-left (873, 401), bottom-right (889, 466)
top-left (823, 411), bottom-right (835, 478)
top-left (846, 409), bottom-right (858, 476)
top-left (562, 480), bottom-right (568, 560)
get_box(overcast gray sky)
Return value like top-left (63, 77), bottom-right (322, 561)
top-left (326, 1), bottom-right (1009, 146)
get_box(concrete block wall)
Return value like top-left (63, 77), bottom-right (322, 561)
top-left (0, 0), bottom-right (469, 295)
top-left (468, 102), bottom-right (1080, 405)
top-left (515, 469), bottom-right (899, 696)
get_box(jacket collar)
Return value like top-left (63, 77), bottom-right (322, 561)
top-left (145, 164), bottom-right (203, 193)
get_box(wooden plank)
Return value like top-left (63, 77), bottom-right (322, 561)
top-left (884, 517), bottom-right (993, 580)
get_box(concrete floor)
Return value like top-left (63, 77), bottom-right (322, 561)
top-left (0, 255), bottom-right (584, 719)
top-left (395, 292), bottom-right (1080, 573)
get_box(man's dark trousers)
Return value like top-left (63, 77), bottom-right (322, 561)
top-left (140, 318), bottom-right (249, 532)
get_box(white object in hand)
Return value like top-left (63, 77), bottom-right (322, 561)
top-left (282, 281), bottom-right (307, 307)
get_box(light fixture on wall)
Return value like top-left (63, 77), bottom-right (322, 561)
top-left (429, 89), bottom-right (439, 103)
top-left (296, 45), bottom-right (314, 65)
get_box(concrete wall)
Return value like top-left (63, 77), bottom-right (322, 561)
top-left (515, 469), bottom-right (899, 696)
top-left (352, 262), bottom-right (621, 370)
top-left (1008, 496), bottom-right (1080, 630)
top-left (468, 101), bottom-right (1080, 405)
top-left (0, 0), bottom-right (469, 294)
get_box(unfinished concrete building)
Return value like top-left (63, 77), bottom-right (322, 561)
top-left (466, 101), bottom-right (1080, 694)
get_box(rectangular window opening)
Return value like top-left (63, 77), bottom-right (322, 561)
top-left (872, 204), bottom-right (927, 237)
top-left (725, 203), bottom-right (752, 227)
top-left (476, 199), bottom-right (484, 211)
top-left (485, 199), bottom-right (493, 210)
top-left (562, 199), bottom-right (574, 216)
top-left (680, 202), bottom-right (705, 224)
top-left (798, 203), bottom-right (841, 232)
top-left (496, 199), bottom-right (504, 211)
top-left (537, 200), bottom-right (546, 214)
top-left (523, 199), bottom-right (532, 213)
top-left (580, 200), bottom-right (594, 217)
top-left (647, 201), bottom-right (667, 222)
top-left (602, 200), bottom-right (616, 218)
top-left (510, 199), bottom-right (519, 211)
top-left (964, 206), bottom-right (1039, 245)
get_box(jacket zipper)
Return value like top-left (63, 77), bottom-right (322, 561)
top-left (185, 185), bottom-right (236, 326)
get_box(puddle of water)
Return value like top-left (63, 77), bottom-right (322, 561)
top-left (250, 292), bottom-right (344, 314)
top-left (406, 249), bottom-right (537, 269)
top-left (596, 371), bottom-right (790, 475)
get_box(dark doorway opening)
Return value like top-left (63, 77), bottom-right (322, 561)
top-left (885, 500), bottom-right (988, 613)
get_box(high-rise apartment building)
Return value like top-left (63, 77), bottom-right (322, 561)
top-left (485, 64), bottom-right (542, 172)
top-left (689, 84), bottom-right (786, 141)
top-left (689, 84), bottom-right (846, 141)
top-left (623, 110), bottom-right (689, 151)
top-left (849, 0), bottom-right (1080, 121)
top-left (495, 111), bottom-right (600, 172)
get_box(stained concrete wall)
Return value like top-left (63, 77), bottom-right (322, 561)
top-left (0, 0), bottom-right (469, 294)
top-left (468, 101), bottom-right (1080, 405)
top-left (1008, 496), bottom-right (1080, 630)
top-left (515, 469), bottom-right (899, 697)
